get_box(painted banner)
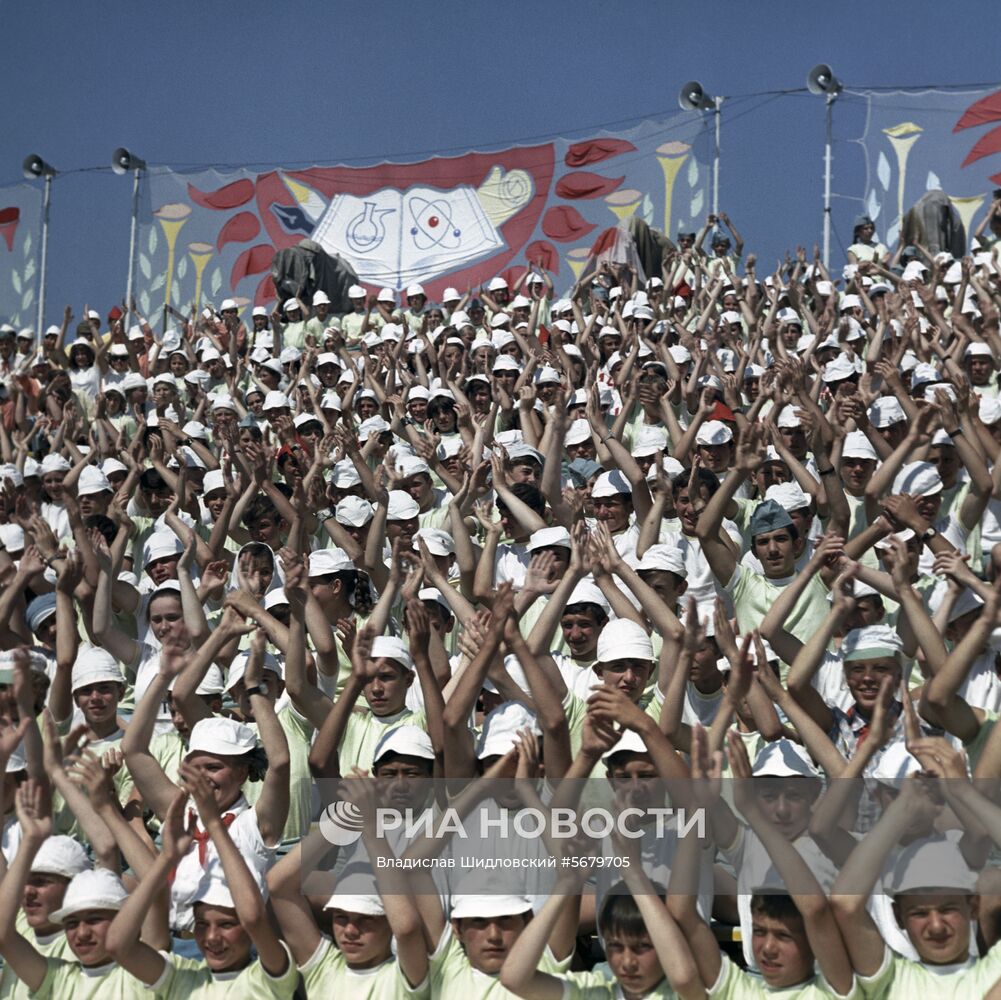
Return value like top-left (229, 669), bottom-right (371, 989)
top-left (855, 86), bottom-right (1001, 248)
top-left (0, 184), bottom-right (42, 330)
top-left (135, 112), bottom-right (711, 318)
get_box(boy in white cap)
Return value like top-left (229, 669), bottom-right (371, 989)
top-left (268, 776), bottom-right (431, 997)
top-left (308, 624), bottom-right (426, 776)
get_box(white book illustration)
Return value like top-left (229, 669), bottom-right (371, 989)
top-left (313, 184), bottom-right (506, 288)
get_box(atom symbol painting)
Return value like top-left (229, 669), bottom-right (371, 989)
top-left (408, 195), bottom-right (463, 250)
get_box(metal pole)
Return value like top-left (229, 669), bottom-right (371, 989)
top-left (822, 93), bottom-right (834, 269)
top-left (35, 174), bottom-right (52, 350)
top-left (125, 167), bottom-right (141, 314)
top-left (713, 97), bottom-right (722, 217)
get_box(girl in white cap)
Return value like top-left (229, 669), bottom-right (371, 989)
top-left (105, 772), bottom-right (298, 998)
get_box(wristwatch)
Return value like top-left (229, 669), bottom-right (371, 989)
top-left (920, 527), bottom-right (937, 543)
top-left (245, 682), bottom-right (270, 698)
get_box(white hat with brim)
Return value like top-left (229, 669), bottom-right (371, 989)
top-left (526, 527), bottom-right (571, 553)
top-left (386, 491), bottom-right (420, 521)
top-left (892, 461), bottom-right (943, 498)
top-left (374, 725), bottom-right (434, 765)
top-left (71, 648), bottom-right (125, 693)
top-left (840, 625), bottom-right (903, 662)
top-left (31, 836), bottom-right (91, 879)
top-left (450, 894), bottom-right (533, 920)
top-left (885, 840), bottom-right (977, 896)
top-left (185, 717), bottom-right (257, 758)
top-left (602, 728), bottom-right (650, 761)
top-left (308, 547), bottom-right (355, 577)
top-left (752, 739), bottom-right (821, 779)
top-left (591, 470), bottom-right (631, 498)
top-left (335, 496), bottom-right (375, 528)
top-left (370, 635), bottom-right (414, 672)
top-left (636, 544), bottom-right (687, 578)
top-left (695, 421), bottom-right (733, 447)
top-left (566, 580), bottom-right (611, 615)
top-left (596, 619), bottom-right (653, 663)
top-left (414, 528), bottom-right (454, 557)
top-left (476, 701), bottom-right (540, 759)
top-left (51, 869), bottom-right (128, 924)
top-left (225, 650), bottom-right (283, 693)
top-left (871, 741), bottom-right (921, 789)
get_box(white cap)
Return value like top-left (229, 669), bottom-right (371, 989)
top-left (396, 455), bottom-right (431, 479)
top-left (892, 461), bottom-right (943, 497)
top-left (487, 277), bottom-right (509, 292)
top-left (441, 286), bottom-right (461, 303)
top-left (320, 391), bottom-right (343, 411)
top-left (77, 466), bottom-right (112, 496)
top-left (885, 840), bottom-right (977, 895)
top-left (31, 836), bottom-right (91, 879)
top-left (526, 526), bottom-right (572, 553)
top-left (405, 283), bottom-right (425, 298)
top-left (869, 397), bottom-right (906, 428)
top-left (357, 416), bottom-right (391, 442)
top-left (373, 725), bottom-right (434, 764)
top-left (225, 649), bottom-right (283, 692)
top-left (823, 354), bottom-right (858, 383)
top-left (40, 454), bottom-right (71, 475)
top-left (871, 741), bottom-right (922, 789)
top-left (636, 544), bottom-right (687, 577)
top-left (186, 717), bottom-right (257, 758)
top-left (752, 739), bottom-right (821, 778)
top-left (492, 355), bottom-right (521, 373)
top-left (450, 894), bottom-right (533, 920)
top-left (842, 431), bottom-right (878, 461)
top-left (71, 648), bottom-right (125, 693)
top-left (597, 619), bottom-right (653, 663)
top-left (632, 425), bottom-right (669, 458)
top-left (330, 461), bottom-right (362, 489)
top-left (841, 625), bottom-right (903, 662)
top-left (51, 869), bottom-right (128, 924)
top-left (489, 312), bottom-right (511, 330)
top-left (292, 412), bottom-right (322, 430)
top-left (776, 406), bottom-right (801, 430)
top-left (252, 306), bottom-right (268, 317)
top-left (565, 419), bottom-right (592, 447)
top-left (765, 482), bottom-right (811, 512)
top-left (602, 728), bottom-right (651, 761)
top-left (695, 420), bottom-right (733, 447)
top-left (263, 390), bottom-right (290, 411)
top-left (335, 496), bottom-right (374, 527)
top-left (566, 580), bottom-right (612, 615)
top-left (414, 527), bottom-right (455, 557)
top-left (308, 547), bottom-right (355, 577)
top-left (370, 635), bottom-right (414, 672)
top-left (387, 490), bottom-right (420, 521)
top-left (143, 531), bottom-right (183, 566)
top-left (476, 701), bottom-right (540, 759)
top-left (591, 470), bottom-right (631, 498)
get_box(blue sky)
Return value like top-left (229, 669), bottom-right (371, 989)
top-left (3, 0), bottom-right (1000, 324)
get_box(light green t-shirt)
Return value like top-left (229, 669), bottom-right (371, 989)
top-left (242, 704), bottom-right (314, 842)
top-left (0, 913), bottom-right (69, 1000)
top-left (32, 957), bottom-right (150, 1000)
top-left (340, 706), bottom-right (427, 774)
top-left (709, 954), bottom-right (860, 999)
top-left (430, 926), bottom-right (570, 999)
top-left (561, 968), bottom-right (679, 998)
top-left (150, 945), bottom-right (299, 999)
top-left (726, 564), bottom-right (830, 670)
top-left (859, 942), bottom-right (1001, 1000)
top-left (281, 321), bottom-right (309, 350)
top-left (299, 936), bottom-right (429, 998)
